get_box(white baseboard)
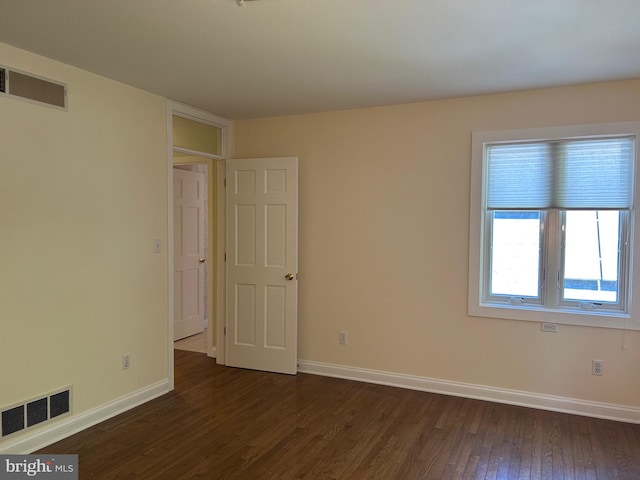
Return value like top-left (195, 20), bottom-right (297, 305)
top-left (0, 380), bottom-right (171, 454)
top-left (297, 360), bottom-right (640, 424)
top-left (208, 346), bottom-right (217, 358)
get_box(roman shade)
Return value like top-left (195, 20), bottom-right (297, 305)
top-left (486, 137), bottom-right (634, 210)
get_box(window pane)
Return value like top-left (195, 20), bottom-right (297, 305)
top-left (490, 211), bottom-right (541, 297)
top-left (563, 211), bottom-right (620, 303)
top-left (172, 115), bottom-right (222, 156)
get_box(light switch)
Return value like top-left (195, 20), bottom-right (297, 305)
top-left (153, 239), bottom-right (161, 254)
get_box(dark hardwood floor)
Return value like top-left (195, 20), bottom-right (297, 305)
top-left (39, 350), bottom-right (640, 479)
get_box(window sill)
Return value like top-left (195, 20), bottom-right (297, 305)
top-left (469, 302), bottom-right (639, 330)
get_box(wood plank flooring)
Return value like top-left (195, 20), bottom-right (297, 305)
top-left (39, 350), bottom-right (640, 479)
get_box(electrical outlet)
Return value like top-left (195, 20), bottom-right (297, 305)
top-left (122, 354), bottom-right (131, 370)
top-left (541, 322), bottom-right (558, 333)
top-left (592, 359), bottom-right (604, 376)
top-left (339, 331), bottom-right (348, 345)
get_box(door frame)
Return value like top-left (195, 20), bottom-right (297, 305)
top-left (166, 100), bottom-right (232, 390)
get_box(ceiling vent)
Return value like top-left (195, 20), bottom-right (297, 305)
top-left (0, 66), bottom-right (67, 110)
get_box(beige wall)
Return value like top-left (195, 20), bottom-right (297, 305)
top-left (235, 79), bottom-right (640, 407)
top-left (0, 42), bottom-right (168, 431)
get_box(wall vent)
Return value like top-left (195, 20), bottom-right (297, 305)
top-left (0, 65), bottom-right (67, 110)
top-left (1, 387), bottom-right (72, 438)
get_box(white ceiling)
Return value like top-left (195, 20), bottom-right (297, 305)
top-left (1, 0), bottom-right (639, 119)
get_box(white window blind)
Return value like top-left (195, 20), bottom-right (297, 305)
top-left (486, 137), bottom-right (634, 210)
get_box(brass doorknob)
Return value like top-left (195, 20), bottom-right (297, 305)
top-left (199, 258), bottom-right (207, 264)
top-left (285, 273), bottom-right (295, 280)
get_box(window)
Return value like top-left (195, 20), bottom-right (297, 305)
top-left (469, 122), bottom-right (640, 330)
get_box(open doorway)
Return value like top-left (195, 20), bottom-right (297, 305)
top-left (166, 101), bottom-right (232, 389)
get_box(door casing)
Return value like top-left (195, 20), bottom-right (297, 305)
top-left (167, 101), bottom-right (232, 390)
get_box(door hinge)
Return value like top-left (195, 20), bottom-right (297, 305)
top-left (224, 253), bottom-right (227, 262)
top-left (224, 326), bottom-right (227, 336)
top-left (224, 178), bottom-right (227, 187)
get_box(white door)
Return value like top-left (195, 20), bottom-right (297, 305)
top-left (173, 168), bottom-right (206, 341)
top-left (226, 157), bottom-right (298, 374)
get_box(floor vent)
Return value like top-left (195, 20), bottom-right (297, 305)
top-left (0, 65), bottom-right (67, 110)
top-left (1, 387), bottom-right (72, 438)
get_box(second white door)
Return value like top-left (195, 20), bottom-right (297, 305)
top-left (173, 168), bottom-right (206, 341)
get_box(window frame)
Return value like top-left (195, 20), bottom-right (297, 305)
top-left (469, 122), bottom-right (640, 330)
